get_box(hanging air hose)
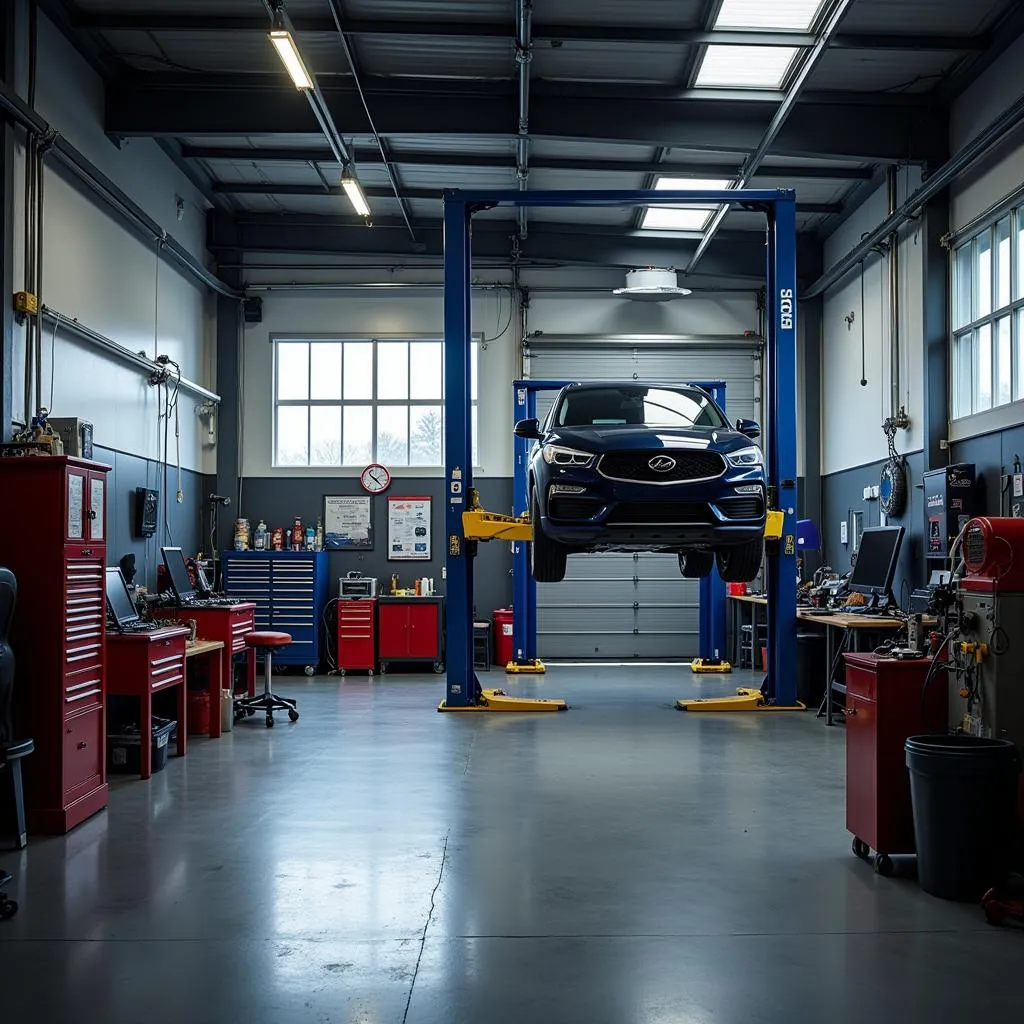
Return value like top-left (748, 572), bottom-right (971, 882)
top-left (880, 417), bottom-right (907, 517)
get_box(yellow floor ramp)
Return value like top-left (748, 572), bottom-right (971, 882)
top-left (438, 688), bottom-right (568, 712)
top-left (676, 687), bottom-right (806, 713)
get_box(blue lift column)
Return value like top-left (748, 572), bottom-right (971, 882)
top-left (764, 196), bottom-right (800, 707)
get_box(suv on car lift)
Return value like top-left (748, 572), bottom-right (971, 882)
top-left (515, 382), bottom-right (766, 584)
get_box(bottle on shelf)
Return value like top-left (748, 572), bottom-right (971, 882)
top-left (254, 520), bottom-right (268, 551)
top-left (315, 517), bottom-right (324, 552)
top-left (291, 517), bottom-right (304, 550)
top-left (305, 524), bottom-right (315, 551)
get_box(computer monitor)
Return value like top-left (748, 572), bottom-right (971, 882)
top-left (105, 567), bottom-right (141, 628)
top-left (161, 546), bottom-right (197, 602)
top-left (848, 526), bottom-right (905, 604)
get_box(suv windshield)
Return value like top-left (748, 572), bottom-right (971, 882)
top-left (555, 386), bottom-right (727, 430)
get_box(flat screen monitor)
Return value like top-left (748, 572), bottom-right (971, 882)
top-left (161, 546), bottom-right (196, 602)
top-left (848, 526), bottom-right (905, 599)
top-left (105, 567), bottom-right (140, 627)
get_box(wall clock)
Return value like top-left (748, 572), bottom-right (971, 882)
top-left (360, 463), bottom-right (391, 494)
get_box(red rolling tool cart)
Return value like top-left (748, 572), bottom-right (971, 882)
top-left (337, 598), bottom-right (377, 675)
top-left (844, 652), bottom-right (947, 876)
top-left (0, 457), bottom-right (111, 833)
top-left (377, 596), bottom-right (444, 673)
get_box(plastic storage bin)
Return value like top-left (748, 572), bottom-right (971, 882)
top-left (108, 718), bottom-right (176, 776)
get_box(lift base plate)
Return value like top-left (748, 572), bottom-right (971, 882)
top-left (438, 688), bottom-right (567, 712)
top-left (506, 660), bottom-right (546, 674)
top-left (690, 658), bottom-right (732, 674)
top-left (676, 687), bottom-right (806, 712)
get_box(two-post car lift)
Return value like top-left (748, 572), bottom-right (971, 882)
top-left (438, 188), bottom-right (800, 713)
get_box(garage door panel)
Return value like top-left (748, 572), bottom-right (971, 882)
top-left (529, 338), bottom-right (760, 660)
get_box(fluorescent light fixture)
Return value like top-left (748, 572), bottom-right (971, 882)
top-left (341, 169), bottom-right (371, 218)
top-left (269, 10), bottom-right (313, 90)
top-left (714, 0), bottom-right (828, 31)
top-left (696, 45), bottom-right (798, 88)
top-left (641, 177), bottom-right (731, 233)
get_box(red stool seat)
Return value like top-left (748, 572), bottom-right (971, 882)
top-left (244, 631), bottom-right (292, 648)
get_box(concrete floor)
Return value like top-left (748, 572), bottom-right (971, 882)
top-left (0, 666), bottom-right (1018, 1023)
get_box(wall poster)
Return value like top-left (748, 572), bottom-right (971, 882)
top-left (387, 496), bottom-right (432, 561)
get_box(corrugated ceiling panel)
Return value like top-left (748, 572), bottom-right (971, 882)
top-left (343, 0), bottom-right (513, 20)
top-left (353, 35), bottom-right (511, 79)
top-left (539, 0), bottom-right (707, 27)
top-left (181, 134), bottom-right (329, 149)
top-left (530, 140), bottom-right (657, 162)
top-left (531, 41), bottom-right (686, 84)
top-left (527, 168), bottom-right (648, 191)
top-left (839, 0), bottom-right (1008, 35)
top-left (805, 47), bottom-right (962, 93)
top-left (385, 135), bottom-right (515, 155)
top-left (395, 165), bottom-right (517, 188)
top-left (529, 207), bottom-right (638, 226)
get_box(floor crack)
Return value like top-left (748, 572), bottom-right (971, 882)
top-left (402, 829), bottom-right (450, 1024)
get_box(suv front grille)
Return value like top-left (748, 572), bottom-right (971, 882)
top-left (717, 497), bottom-right (765, 520)
top-left (606, 501), bottom-right (711, 525)
top-left (598, 450), bottom-right (725, 484)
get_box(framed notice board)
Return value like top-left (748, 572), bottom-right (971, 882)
top-left (387, 496), bottom-right (431, 561)
top-left (323, 495), bottom-right (374, 550)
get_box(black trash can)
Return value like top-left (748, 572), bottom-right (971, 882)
top-left (905, 735), bottom-right (1020, 900)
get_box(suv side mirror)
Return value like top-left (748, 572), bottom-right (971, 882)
top-left (736, 418), bottom-right (761, 440)
top-left (514, 417), bottom-right (542, 440)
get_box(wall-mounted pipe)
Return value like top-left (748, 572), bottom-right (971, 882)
top-left (515, 0), bottom-right (533, 240)
top-left (0, 79), bottom-right (240, 299)
top-left (40, 306), bottom-right (221, 405)
top-left (805, 88), bottom-right (1024, 299)
top-left (887, 166), bottom-right (900, 418)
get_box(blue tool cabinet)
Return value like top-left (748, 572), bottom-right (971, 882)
top-left (221, 551), bottom-right (330, 674)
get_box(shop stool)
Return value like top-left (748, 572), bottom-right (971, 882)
top-left (235, 632), bottom-right (299, 728)
top-left (473, 621), bottom-right (491, 671)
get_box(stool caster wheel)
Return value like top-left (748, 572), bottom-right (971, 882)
top-left (304, 665), bottom-right (315, 676)
top-left (266, 715), bottom-right (275, 728)
top-left (852, 837), bottom-right (871, 861)
top-left (288, 709), bottom-right (299, 723)
top-left (874, 854), bottom-right (895, 877)
top-left (433, 661), bottom-right (444, 674)
top-left (0, 897), bottom-right (18, 921)
top-left (339, 668), bottom-right (346, 677)
top-left (246, 708), bottom-right (256, 717)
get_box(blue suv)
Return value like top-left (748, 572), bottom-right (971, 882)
top-left (515, 382), bottom-right (766, 584)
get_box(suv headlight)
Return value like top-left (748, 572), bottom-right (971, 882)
top-left (727, 446), bottom-right (764, 468)
top-left (542, 444), bottom-right (595, 468)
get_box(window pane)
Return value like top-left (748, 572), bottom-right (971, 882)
top-left (976, 323), bottom-right (993, 412)
top-left (472, 405), bottom-right (478, 465)
top-left (409, 343), bottom-right (442, 400)
top-left (310, 343), bottom-right (342, 400)
top-left (976, 230), bottom-right (993, 320)
top-left (343, 406), bottom-right (372, 466)
top-left (954, 243), bottom-right (973, 329)
top-left (996, 316), bottom-right (1012, 407)
top-left (377, 342), bottom-right (409, 399)
top-left (343, 343), bottom-right (373, 400)
top-left (409, 405), bottom-right (442, 465)
top-left (996, 217), bottom-right (1012, 310)
top-left (953, 333), bottom-right (973, 419)
top-left (309, 406), bottom-right (342, 466)
top-left (1016, 309), bottom-right (1024, 402)
top-left (276, 406), bottom-right (308, 466)
top-left (377, 405), bottom-right (409, 465)
top-left (471, 342), bottom-right (479, 401)
top-left (1017, 213), bottom-right (1024, 300)
top-left (277, 342), bottom-right (309, 400)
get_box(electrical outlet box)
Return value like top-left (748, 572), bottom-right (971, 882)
top-left (871, 485), bottom-right (880, 499)
top-left (840, 521), bottom-right (848, 545)
top-left (862, 486), bottom-right (871, 500)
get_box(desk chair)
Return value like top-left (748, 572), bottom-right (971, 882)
top-left (235, 632), bottom-right (300, 729)
top-left (1, 567), bottom-right (32, 921)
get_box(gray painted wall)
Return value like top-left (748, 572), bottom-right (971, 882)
top-left (821, 451), bottom-right (926, 605)
top-left (97, 443), bottom-right (209, 591)
top-left (236, 477), bottom-right (514, 617)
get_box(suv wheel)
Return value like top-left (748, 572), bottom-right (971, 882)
top-left (715, 537), bottom-right (764, 583)
top-left (678, 551), bottom-right (713, 578)
top-left (530, 489), bottom-right (568, 583)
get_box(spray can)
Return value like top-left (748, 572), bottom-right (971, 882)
top-left (291, 517), bottom-right (304, 550)
top-left (305, 525), bottom-right (315, 550)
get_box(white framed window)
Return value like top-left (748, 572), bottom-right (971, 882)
top-left (951, 208), bottom-right (1024, 421)
top-left (273, 337), bottom-right (478, 468)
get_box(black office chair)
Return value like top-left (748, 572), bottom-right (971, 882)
top-left (1, 567), bottom-right (33, 920)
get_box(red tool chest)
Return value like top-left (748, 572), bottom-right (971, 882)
top-left (337, 598), bottom-right (376, 674)
top-left (377, 597), bottom-right (444, 673)
top-left (0, 457), bottom-right (111, 833)
top-left (844, 652), bottom-right (947, 873)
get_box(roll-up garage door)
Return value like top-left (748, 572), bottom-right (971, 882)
top-left (526, 337), bottom-right (762, 660)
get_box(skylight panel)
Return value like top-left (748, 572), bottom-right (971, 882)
top-left (714, 0), bottom-right (828, 31)
top-left (696, 45), bottom-right (798, 88)
top-left (641, 177), bottom-right (732, 232)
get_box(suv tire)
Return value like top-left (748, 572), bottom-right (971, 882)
top-left (715, 537), bottom-right (764, 583)
top-left (679, 551), bottom-right (714, 578)
top-left (531, 489), bottom-right (568, 583)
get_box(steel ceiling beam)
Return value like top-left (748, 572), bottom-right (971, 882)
top-left (180, 144), bottom-right (875, 180)
top-left (210, 179), bottom-right (842, 214)
top-left (69, 11), bottom-right (985, 51)
top-left (106, 80), bottom-right (947, 166)
top-left (207, 211), bottom-right (823, 280)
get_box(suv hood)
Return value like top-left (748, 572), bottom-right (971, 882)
top-left (546, 424), bottom-right (752, 455)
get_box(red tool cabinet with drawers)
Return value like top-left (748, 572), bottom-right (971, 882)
top-left (336, 598), bottom-right (376, 674)
top-left (0, 457), bottom-right (111, 833)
